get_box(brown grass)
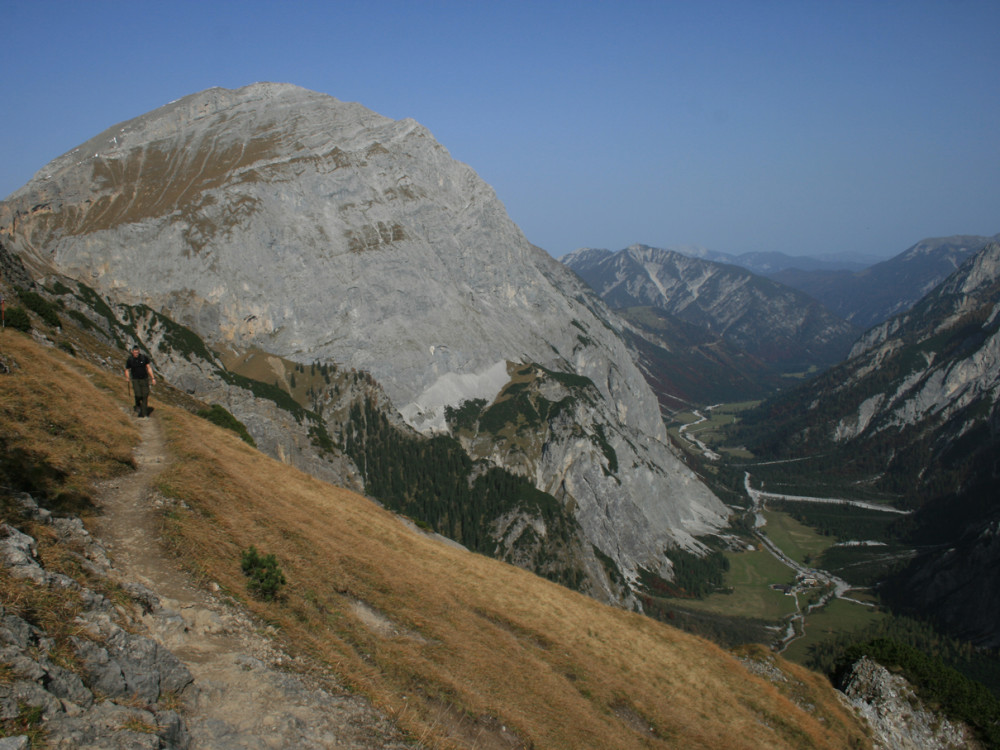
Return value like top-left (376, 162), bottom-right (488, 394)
top-left (0, 329), bottom-right (137, 511)
top-left (0, 330), bottom-right (872, 748)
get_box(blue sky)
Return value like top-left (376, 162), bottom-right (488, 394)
top-left (2, 0), bottom-right (997, 260)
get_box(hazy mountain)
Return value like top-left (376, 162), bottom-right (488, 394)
top-left (562, 244), bottom-right (859, 375)
top-left (0, 83), bottom-right (727, 603)
top-left (770, 234), bottom-right (999, 330)
top-left (660, 245), bottom-right (875, 274)
top-left (742, 242), bottom-right (1000, 646)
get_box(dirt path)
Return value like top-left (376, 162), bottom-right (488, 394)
top-left (91, 414), bottom-right (415, 749)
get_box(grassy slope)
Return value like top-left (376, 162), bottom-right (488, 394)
top-left (0, 330), bottom-right (872, 749)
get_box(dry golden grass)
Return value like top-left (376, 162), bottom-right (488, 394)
top-left (0, 330), bottom-right (137, 510)
top-left (1, 330), bottom-right (872, 748)
top-left (0, 331), bottom-right (148, 675)
top-left (154, 416), bottom-right (871, 746)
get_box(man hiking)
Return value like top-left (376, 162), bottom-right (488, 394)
top-left (125, 345), bottom-right (156, 417)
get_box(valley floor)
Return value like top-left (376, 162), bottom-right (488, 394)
top-left (669, 406), bottom-right (905, 656)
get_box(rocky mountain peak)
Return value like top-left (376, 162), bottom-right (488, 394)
top-left (1, 84), bottom-right (728, 596)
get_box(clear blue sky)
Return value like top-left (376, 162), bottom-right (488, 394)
top-left (2, 0), bottom-right (997, 260)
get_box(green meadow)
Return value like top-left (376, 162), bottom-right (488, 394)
top-left (761, 508), bottom-right (838, 566)
top-left (678, 547), bottom-right (799, 621)
top-left (782, 597), bottom-right (887, 664)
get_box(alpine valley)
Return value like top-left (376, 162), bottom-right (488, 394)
top-left (563, 237), bottom-right (1000, 651)
top-left (3, 82), bottom-right (1000, 748)
top-left (738, 240), bottom-right (1000, 648)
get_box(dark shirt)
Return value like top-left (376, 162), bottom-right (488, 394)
top-left (126, 353), bottom-right (151, 380)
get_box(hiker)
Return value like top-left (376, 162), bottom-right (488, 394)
top-left (124, 345), bottom-right (156, 417)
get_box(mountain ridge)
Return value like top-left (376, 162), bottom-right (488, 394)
top-left (770, 234), bottom-right (1000, 329)
top-left (583, 244), bottom-right (880, 274)
top-left (562, 243), bottom-right (859, 375)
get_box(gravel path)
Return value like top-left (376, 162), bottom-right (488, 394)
top-left (91, 414), bottom-right (417, 749)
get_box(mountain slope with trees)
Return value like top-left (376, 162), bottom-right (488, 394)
top-left (736, 242), bottom-right (1000, 647)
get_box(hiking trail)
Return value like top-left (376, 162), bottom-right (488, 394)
top-left (90, 413), bottom-right (414, 749)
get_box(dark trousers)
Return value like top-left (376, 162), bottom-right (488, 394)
top-left (132, 378), bottom-right (150, 417)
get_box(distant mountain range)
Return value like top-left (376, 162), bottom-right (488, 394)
top-left (654, 245), bottom-right (878, 274)
top-left (562, 239), bottom-right (1000, 409)
top-left (602, 236), bottom-right (999, 332)
top-left (769, 234), bottom-right (1000, 330)
top-left (561, 244), bottom-right (858, 385)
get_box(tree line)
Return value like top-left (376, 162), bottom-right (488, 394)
top-left (343, 395), bottom-right (584, 587)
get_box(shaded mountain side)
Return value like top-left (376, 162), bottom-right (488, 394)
top-left (771, 234), bottom-right (999, 329)
top-left (883, 481), bottom-right (1000, 648)
top-left (735, 242), bottom-right (1000, 646)
top-left (0, 239), bottom-right (35, 290)
top-left (617, 306), bottom-right (783, 410)
top-left (562, 244), bottom-right (858, 377)
top-left (0, 327), bottom-right (875, 750)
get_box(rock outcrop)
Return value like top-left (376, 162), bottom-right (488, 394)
top-left (1, 493), bottom-right (192, 749)
top-left (839, 657), bottom-right (974, 749)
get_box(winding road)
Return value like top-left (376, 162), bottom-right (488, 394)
top-left (742, 472), bottom-right (882, 652)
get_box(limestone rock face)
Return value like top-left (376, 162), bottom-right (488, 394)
top-left (0, 83), bottom-right (727, 585)
top-left (840, 242), bottom-right (1000, 442)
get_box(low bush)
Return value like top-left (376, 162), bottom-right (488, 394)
top-left (19, 290), bottom-right (61, 328)
top-left (4, 306), bottom-right (31, 332)
top-left (197, 404), bottom-right (256, 447)
top-left (240, 546), bottom-right (286, 601)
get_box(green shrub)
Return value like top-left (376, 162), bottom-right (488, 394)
top-left (3, 306), bottom-right (31, 332)
top-left (197, 404), bottom-right (256, 447)
top-left (66, 309), bottom-right (96, 331)
top-left (240, 546), bottom-right (286, 601)
top-left (19, 290), bottom-right (61, 327)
